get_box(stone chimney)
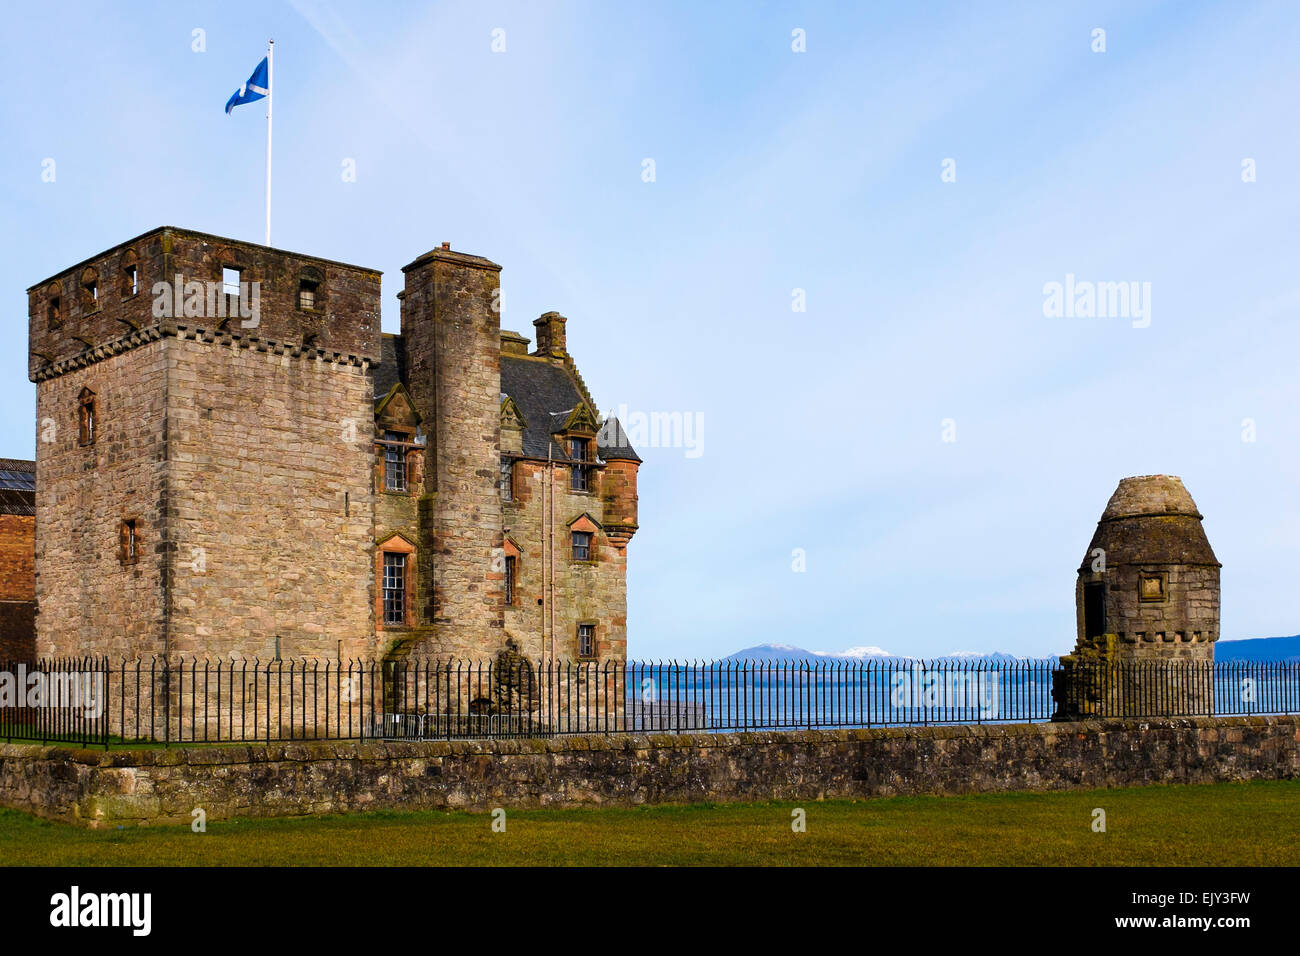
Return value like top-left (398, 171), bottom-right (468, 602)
top-left (532, 312), bottom-right (567, 358)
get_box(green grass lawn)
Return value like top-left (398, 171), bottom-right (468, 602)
top-left (1, 780), bottom-right (1296, 866)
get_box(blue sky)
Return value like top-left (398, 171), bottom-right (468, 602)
top-left (3, 1), bottom-right (1299, 659)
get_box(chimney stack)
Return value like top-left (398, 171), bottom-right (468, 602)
top-left (532, 312), bottom-right (567, 358)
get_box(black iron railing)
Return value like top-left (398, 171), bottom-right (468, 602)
top-left (0, 657), bottom-right (1297, 748)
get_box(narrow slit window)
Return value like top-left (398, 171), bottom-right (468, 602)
top-left (123, 265), bottom-right (138, 297)
top-left (504, 555), bottom-right (516, 606)
top-left (501, 458), bottom-right (513, 500)
top-left (78, 389), bottom-right (96, 446)
top-left (120, 520), bottom-right (138, 564)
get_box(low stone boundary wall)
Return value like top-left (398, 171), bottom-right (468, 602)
top-left (1, 715), bottom-right (1297, 827)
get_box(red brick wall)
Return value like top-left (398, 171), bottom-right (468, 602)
top-left (0, 514), bottom-right (35, 661)
top-left (0, 515), bottom-right (34, 602)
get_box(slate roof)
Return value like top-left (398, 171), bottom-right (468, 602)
top-left (501, 354), bottom-right (589, 459)
top-left (0, 458), bottom-right (35, 517)
top-left (373, 338), bottom-right (640, 464)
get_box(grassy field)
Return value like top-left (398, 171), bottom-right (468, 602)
top-left (1, 780), bottom-right (1296, 866)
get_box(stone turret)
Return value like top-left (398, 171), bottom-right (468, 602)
top-left (1054, 475), bottom-right (1221, 719)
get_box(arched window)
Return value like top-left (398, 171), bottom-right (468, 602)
top-left (119, 249), bottom-right (140, 298)
top-left (46, 283), bottom-right (62, 329)
top-left (80, 267), bottom-right (100, 312)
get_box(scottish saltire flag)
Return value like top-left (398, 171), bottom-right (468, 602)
top-left (224, 56), bottom-right (269, 114)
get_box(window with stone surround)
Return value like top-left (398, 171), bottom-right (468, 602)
top-left (119, 519), bottom-right (138, 565)
top-left (78, 388), bottom-right (96, 446)
top-left (383, 552), bottom-right (406, 625)
top-left (46, 285), bottom-right (62, 329)
top-left (383, 431), bottom-right (408, 492)
top-left (501, 458), bottom-right (513, 501)
top-left (298, 278), bottom-right (318, 311)
top-left (80, 268), bottom-right (99, 312)
top-left (577, 623), bottom-right (596, 658)
top-left (376, 535), bottom-right (416, 630)
top-left (120, 249), bottom-right (140, 298)
top-left (569, 437), bottom-right (591, 492)
top-left (504, 554), bottom-right (516, 606)
top-left (571, 530), bottom-right (592, 562)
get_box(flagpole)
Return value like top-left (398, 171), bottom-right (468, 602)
top-left (265, 39), bottom-right (273, 247)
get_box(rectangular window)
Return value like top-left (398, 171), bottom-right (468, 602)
top-left (86, 280), bottom-right (98, 307)
top-left (384, 432), bottom-right (407, 492)
top-left (571, 530), bottom-right (592, 562)
top-left (48, 295), bottom-right (61, 328)
top-left (504, 555), bottom-right (516, 605)
top-left (578, 624), bottom-right (596, 658)
top-left (120, 520), bottom-right (138, 564)
top-left (501, 458), bottom-right (513, 500)
top-left (124, 265), bottom-right (138, 297)
top-left (569, 437), bottom-right (590, 491)
top-left (222, 267), bottom-right (242, 298)
top-left (298, 280), bottom-right (318, 310)
top-left (383, 552), bottom-right (406, 625)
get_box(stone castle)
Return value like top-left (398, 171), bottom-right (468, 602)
top-left (26, 227), bottom-right (640, 663)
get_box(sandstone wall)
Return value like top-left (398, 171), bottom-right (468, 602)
top-left (504, 461), bottom-right (627, 661)
top-left (34, 341), bottom-right (169, 660)
top-left (400, 250), bottom-right (504, 656)
top-left (165, 336), bottom-right (377, 660)
top-left (1, 715), bottom-right (1295, 827)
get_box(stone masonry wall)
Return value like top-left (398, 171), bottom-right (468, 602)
top-left (401, 249), bottom-right (505, 657)
top-left (0, 715), bottom-right (1295, 827)
top-left (35, 341), bottom-right (169, 660)
top-left (165, 336), bottom-right (377, 661)
top-left (504, 460), bottom-right (627, 661)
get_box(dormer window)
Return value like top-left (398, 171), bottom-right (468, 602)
top-left (569, 437), bottom-right (591, 492)
top-left (384, 431), bottom-right (407, 492)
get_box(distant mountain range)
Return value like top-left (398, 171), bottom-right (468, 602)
top-left (726, 636), bottom-right (1300, 662)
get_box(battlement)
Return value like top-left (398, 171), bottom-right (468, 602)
top-left (27, 227), bottom-right (382, 382)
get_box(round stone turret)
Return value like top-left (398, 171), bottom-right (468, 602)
top-left (1076, 475), bottom-right (1220, 659)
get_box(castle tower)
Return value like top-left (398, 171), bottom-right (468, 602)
top-left (400, 243), bottom-right (505, 656)
top-left (27, 227), bottom-right (382, 663)
top-left (1054, 475), bottom-right (1221, 719)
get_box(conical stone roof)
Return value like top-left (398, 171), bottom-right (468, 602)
top-left (1079, 475), bottom-right (1220, 570)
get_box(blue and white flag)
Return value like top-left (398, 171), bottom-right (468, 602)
top-left (224, 56), bottom-right (269, 114)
